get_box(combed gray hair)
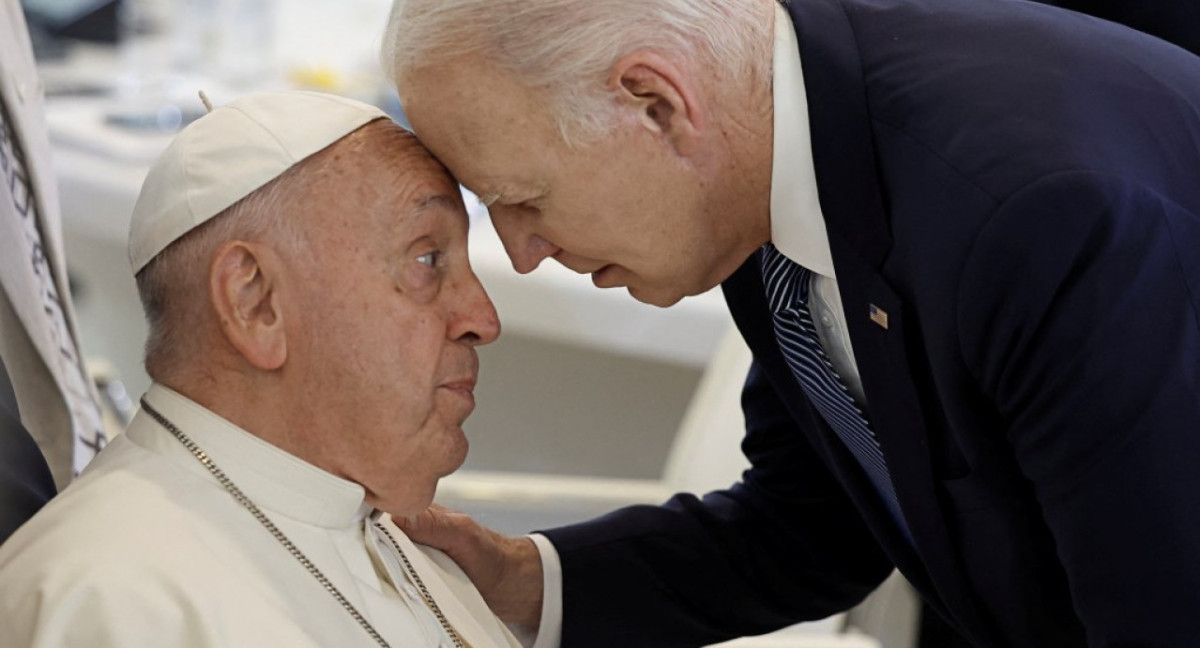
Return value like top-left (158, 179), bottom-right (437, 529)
top-left (135, 163), bottom-right (306, 381)
top-left (381, 0), bottom-right (773, 145)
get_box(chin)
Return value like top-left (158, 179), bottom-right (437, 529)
top-left (626, 284), bottom-right (686, 308)
top-left (445, 424), bottom-right (470, 468)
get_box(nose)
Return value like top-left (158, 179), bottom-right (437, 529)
top-left (489, 206), bottom-right (560, 274)
top-left (450, 269), bottom-right (501, 347)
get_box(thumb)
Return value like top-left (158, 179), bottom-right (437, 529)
top-left (394, 503), bottom-right (475, 556)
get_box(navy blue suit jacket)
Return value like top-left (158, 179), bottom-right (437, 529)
top-left (541, 0), bottom-right (1200, 646)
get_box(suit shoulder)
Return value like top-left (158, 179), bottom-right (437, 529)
top-left (847, 0), bottom-right (1200, 200)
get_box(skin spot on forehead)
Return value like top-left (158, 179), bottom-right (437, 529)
top-left (316, 124), bottom-right (462, 223)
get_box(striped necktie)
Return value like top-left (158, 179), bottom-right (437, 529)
top-left (760, 243), bottom-right (911, 540)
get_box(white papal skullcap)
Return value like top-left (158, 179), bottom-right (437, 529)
top-left (128, 90), bottom-right (388, 273)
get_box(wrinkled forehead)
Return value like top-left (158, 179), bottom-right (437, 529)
top-left (295, 122), bottom-right (456, 207)
top-left (292, 125), bottom-right (467, 240)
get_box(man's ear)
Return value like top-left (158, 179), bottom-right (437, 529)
top-left (208, 241), bottom-right (287, 371)
top-left (609, 50), bottom-right (704, 154)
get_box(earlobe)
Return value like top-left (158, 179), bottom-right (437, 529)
top-left (611, 51), bottom-right (702, 151)
top-left (209, 242), bottom-right (288, 371)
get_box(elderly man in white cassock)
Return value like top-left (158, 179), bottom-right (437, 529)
top-left (0, 91), bottom-right (529, 648)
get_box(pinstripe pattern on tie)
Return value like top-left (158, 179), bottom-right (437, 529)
top-left (760, 243), bottom-right (911, 540)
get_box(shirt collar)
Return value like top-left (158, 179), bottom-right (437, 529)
top-left (769, 2), bottom-right (835, 279)
top-left (129, 382), bottom-right (373, 529)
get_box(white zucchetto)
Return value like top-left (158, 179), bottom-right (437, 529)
top-left (128, 91), bottom-right (388, 273)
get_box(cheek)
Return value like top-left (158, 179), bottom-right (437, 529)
top-left (364, 314), bottom-right (449, 411)
top-left (547, 201), bottom-right (623, 257)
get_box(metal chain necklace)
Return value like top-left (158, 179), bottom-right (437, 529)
top-left (140, 398), bottom-right (465, 648)
top-left (375, 522), bottom-right (467, 648)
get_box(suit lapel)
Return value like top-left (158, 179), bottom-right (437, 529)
top-left (724, 258), bottom-right (934, 593)
top-left (786, 0), bottom-right (999, 641)
top-left (826, 235), bottom-right (950, 581)
top-left (833, 250), bottom-right (1005, 645)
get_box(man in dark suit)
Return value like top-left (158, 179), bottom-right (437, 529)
top-left (382, 0), bottom-right (1200, 645)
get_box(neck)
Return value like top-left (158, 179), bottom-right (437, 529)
top-left (706, 61), bottom-right (775, 278)
top-left (169, 368), bottom-right (317, 469)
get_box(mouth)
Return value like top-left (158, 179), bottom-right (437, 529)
top-left (439, 377), bottom-right (477, 408)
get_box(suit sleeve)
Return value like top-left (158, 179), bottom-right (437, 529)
top-left (539, 361), bottom-right (892, 648)
top-left (957, 171), bottom-right (1200, 646)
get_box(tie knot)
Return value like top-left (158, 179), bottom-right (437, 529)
top-left (760, 243), bottom-right (811, 313)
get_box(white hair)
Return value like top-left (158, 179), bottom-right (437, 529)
top-left (381, 0), bottom-right (773, 145)
top-left (134, 163), bottom-right (305, 380)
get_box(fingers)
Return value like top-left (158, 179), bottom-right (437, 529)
top-left (393, 504), bottom-right (546, 629)
top-left (395, 504), bottom-right (489, 565)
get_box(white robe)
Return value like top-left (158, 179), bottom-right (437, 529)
top-left (0, 383), bottom-right (522, 648)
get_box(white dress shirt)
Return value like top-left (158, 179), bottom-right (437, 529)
top-left (528, 4), bottom-right (869, 645)
top-left (0, 383), bottom-right (522, 648)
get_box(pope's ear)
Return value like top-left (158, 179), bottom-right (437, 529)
top-left (609, 50), bottom-right (703, 153)
top-left (208, 241), bottom-right (287, 371)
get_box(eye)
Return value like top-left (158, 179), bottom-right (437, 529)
top-left (416, 251), bottom-right (440, 268)
top-left (401, 249), bottom-right (443, 297)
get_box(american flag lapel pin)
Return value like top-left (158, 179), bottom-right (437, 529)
top-left (869, 304), bottom-right (889, 330)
